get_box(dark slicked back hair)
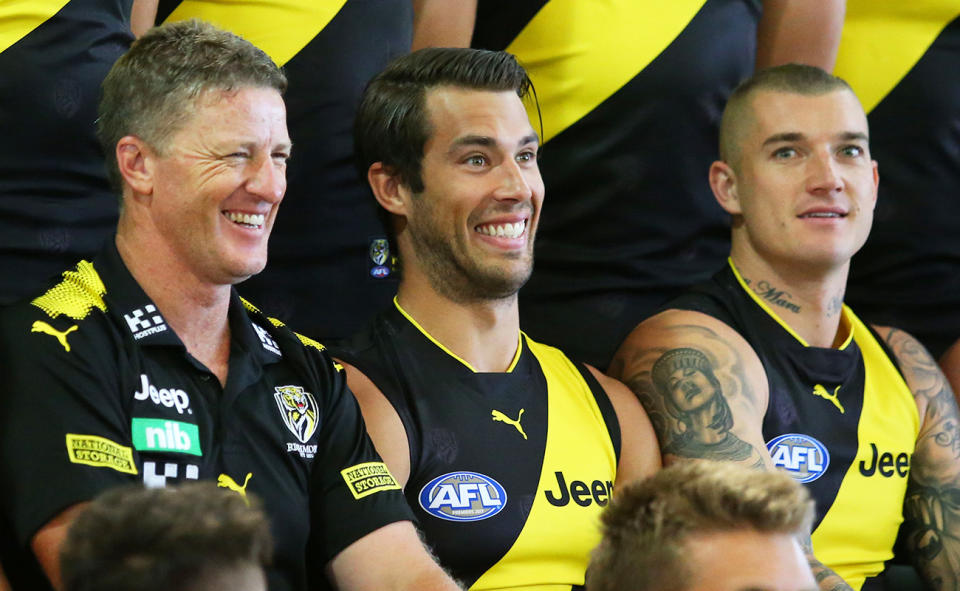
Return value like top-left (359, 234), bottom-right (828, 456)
top-left (355, 47), bottom-right (536, 194)
top-left (586, 461), bottom-right (813, 591)
top-left (60, 483), bottom-right (273, 591)
top-left (97, 19), bottom-right (286, 194)
top-left (719, 63), bottom-right (856, 165)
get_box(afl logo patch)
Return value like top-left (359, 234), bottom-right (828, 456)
top-left (419, 471), bottom-right (507, 522)
top-left (767, 433), bottom-right (830, 483)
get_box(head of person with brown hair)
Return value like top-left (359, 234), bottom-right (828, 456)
top-left (60, 482), bottom-right (273, 591)
top-left (586, 460), bottom-right (816, 591)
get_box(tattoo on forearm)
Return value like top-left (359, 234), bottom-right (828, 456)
top-left (742, 275), bottom-right (801, 314)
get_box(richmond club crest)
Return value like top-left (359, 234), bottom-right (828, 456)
top-left (274, 385), bottom-right (319, 443)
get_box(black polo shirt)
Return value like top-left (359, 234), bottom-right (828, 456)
top-left (0, 241), bottom-right (412, 591)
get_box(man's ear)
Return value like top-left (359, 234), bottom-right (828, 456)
top-left (367, 162), bottom-right (411, 216)
top-left (709, 160), bottom-right (742, 215)
top-left (116, 135), bottom-right (155, 197)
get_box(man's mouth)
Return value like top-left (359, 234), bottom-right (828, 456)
top-left (223, 211), bottom-right (265, 229)
top-left (475, 219), bottom-right (526, 239)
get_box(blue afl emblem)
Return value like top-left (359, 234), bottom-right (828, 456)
top-left (767, 433), bottom-right (830, 483)
top-left (370, 265), bottom-right (390, 278)
top-left (419, 471), bottom-right (507, 522)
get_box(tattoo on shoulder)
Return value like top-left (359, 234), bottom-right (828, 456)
top-left (618, 326), bottom-right (762, 464)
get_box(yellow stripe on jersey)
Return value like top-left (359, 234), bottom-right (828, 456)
top-left (834, 1), bottom-right (960, 113)
top-left (470, 338), bottom-right (617, 590)
top-left (506, 0), bottom-right (706, 143)
top-left (0, 0), bottom-right (70, 53)
top-left (32, 261), bottom-right (107, 320)
top-left (162, 0), bottom-right (347, 66)
top-left (810, 308), bottom-right (919, 589)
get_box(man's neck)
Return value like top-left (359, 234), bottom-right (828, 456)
top-left (115, 230), bottom-right (232, 384)
top-left (730, 246), bottom-right (850, 348)
top-left (396, 274), bottom-right (521, 373)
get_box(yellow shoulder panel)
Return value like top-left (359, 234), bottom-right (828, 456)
top-left (0, 0), bottom-right (70, 53)
top-left (834, 1), bottom-right (960, 113)
top-left (31, 260), bottom-right (107, 320)
top-left (162, 0), bottom-right (347, 66)
top-left (507, 0), bottom-right (706, 143)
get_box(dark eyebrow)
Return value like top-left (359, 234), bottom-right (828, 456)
top-left (448, 132), bottom-right (540, 155)
top-left (762, 132), bottom-right (804, 147)
top-left (518, 133), bottom-right (539, 148)
top-left (839, 131), bottom-right (869, 142)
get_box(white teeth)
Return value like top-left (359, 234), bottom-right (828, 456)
top-left (803, 212), bottom-right (841, 218)
top-left (225, 212), bottom-right (265, 227)
top-left (476, 220), bottom-right (525, 239)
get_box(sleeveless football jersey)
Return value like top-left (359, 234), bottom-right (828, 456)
top-left (334, 300), bottom-right (622, 590)
top-left (667, 260), bottom-right (919, 590)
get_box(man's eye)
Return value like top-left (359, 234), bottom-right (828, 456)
top-left (840, 145), bottom-right (864, 158)
top-left (773, 147), bottom-right (797, 159)
top-left (516, 150), bottom-right (536, 163)
top-left (466, 155), bottom-right (487, 166)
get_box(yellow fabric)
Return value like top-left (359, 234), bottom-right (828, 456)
top-left (834, 1), bottom-right (960, 113)
top-left (470, 338), bottom-right (617, 590)
top-left (32, 261), bottom-right (107, 320)
top-left (162, 0), bottom-right (347, 66)
top-left (810, 309), bottom-right (919, 589)
top-left (506, 0), bottom-right (706, 143)
top-left (0, 0), bottom-right (70, 53)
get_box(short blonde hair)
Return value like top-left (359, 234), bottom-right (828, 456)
top-left (586, 461), bottom-right (813, 591)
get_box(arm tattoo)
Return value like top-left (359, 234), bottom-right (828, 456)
top-left (618, 325), bottom-right (764, 465)
top-left (883, 327), bottom-right (960, 589)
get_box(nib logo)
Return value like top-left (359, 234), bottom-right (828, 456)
top-left (132, 418), bottom-right (202, 456)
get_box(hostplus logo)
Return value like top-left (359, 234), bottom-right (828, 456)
top-left (124, 305), bottom-right (167, 340)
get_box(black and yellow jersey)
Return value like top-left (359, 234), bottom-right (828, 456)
top-left (666, 260), bottom-right (919, 591)
top-left (0, 0), bottom-right (132, 304)
top-left (835, 2), bottom-right (960, 358)
top-left (157, 0), bottom-right (412, 343)
top-left (334, 301), bottom-right (622, 590)
top-left (472, 0), bottom-right (761, 368)
top-left (0, 242), bottom-right (412, 591)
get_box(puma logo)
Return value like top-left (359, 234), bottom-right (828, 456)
top-left (812, 384), bottom-right (845, 414)
top-left (491, 408), bottom-right (527, 440)
top-left (31, 321), bottom-right (78, 352)
top-left (217, 472), bottom-right (253, 505)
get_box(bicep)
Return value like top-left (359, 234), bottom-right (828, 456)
top-left (340, 362), bottom-right (411, 487)
top-left (609, 311), bottom-right (772, 469)
top-left (586, 366), bottom-right (661, 486)
top-left (756, 0), bottom-right (845, 71)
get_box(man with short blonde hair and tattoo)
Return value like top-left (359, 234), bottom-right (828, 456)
top-left (586, 461), bottom-right (816, 591)
top-left (610, 64), bottom-right (960, 590)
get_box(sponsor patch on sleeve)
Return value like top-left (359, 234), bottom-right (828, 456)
top-left (340, 461), bottom-right (401, 499)
top-left (66, 434), bottom-right (138, 475)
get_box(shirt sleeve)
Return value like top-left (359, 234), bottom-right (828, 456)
top-left (0, 304), bottom-right (139, 545)
top-left (303, 344), bottom-right (415, 565)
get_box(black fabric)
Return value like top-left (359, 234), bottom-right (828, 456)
top-left (0, 0), bottom-right (132, 305)
top-left (0, 243), bottom-right (412, 591)
top-left (846, 16), bottom-right (960, 359)
top-left (471, 0), bottom-right (761, 368)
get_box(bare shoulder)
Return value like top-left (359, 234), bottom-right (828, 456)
top-left (873, 325), bottom-right (954, 421)
top-left (584, 365), bottom-right (661, 485)
top-left (608, 310), bottom-right (770, 468)
top-left (337, 360), bottom-right (411, 487)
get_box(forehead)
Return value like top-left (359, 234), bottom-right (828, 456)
top-left (684, 529), bottom-right (815, 591)
top-left (746, 89), bottom-right (868, 142)
top-left (423, 86), bottom-right (535, 147)
top-left (174, 86), bottom-right (289, 143)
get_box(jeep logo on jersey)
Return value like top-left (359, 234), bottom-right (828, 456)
top-left (274, 385), bottom-right (319, 443)
top-left (134, 374), bottom-right (192, 414)
top-left (124, 304), bottom-right (167, 340)
top-left (767, 433), bottom-right (830, 483)
top-left (419, 471), bottom-right (506, 522)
